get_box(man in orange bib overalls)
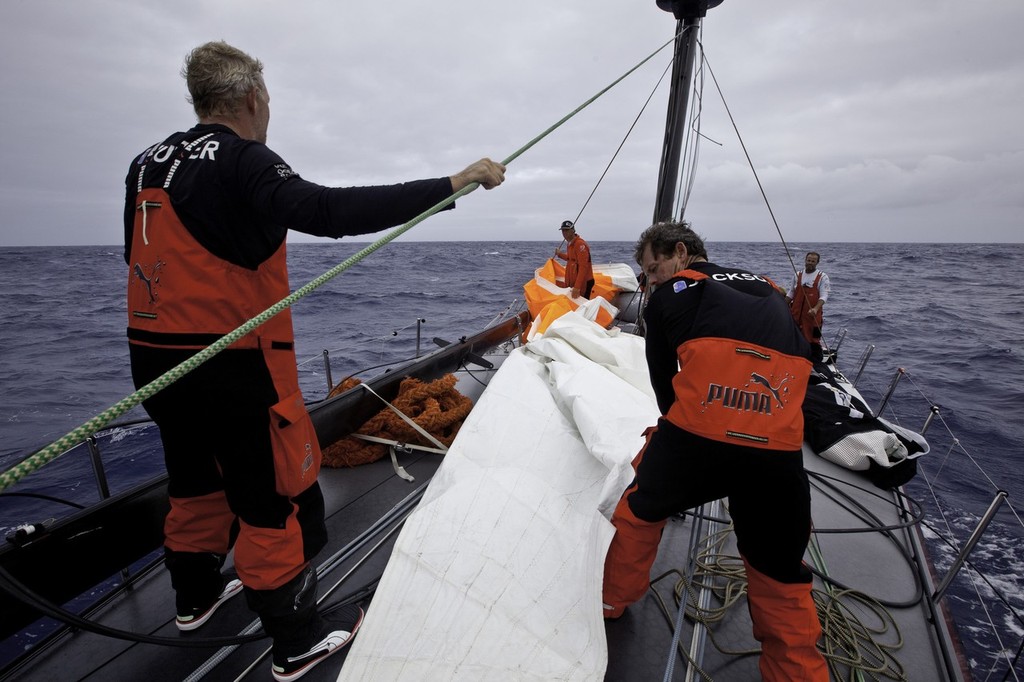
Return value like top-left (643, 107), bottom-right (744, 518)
top-left (125, 40), bottom-right (505, 681)
top-left (602, 221), bottom-right (828, 681)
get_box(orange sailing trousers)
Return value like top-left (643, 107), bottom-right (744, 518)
top-left (745, 557), bottom-right (829, 681)
top-left (602, 421), bottom-right (828, 680)
top-left (132, 344), bottom-right (327, 592)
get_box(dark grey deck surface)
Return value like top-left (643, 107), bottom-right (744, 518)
top-left (4, 452), bottom-right (443, 682)
top-left (3, 350), bottom-right (967, 681)
top-left (604, 446), bottom-right (966, 682)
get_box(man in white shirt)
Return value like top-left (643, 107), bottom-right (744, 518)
top-left (786, 251), bottom-right (831, 359)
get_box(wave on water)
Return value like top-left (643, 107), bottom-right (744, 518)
top-left (4, 240), bottom-right (1022, 481)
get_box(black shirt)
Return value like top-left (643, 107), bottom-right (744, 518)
top-left (124, 123), bottom-right (454, 269)
top-left (643, 261), bottom-right (804, 414)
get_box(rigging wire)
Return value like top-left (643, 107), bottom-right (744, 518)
top-left (700, 52), bottom-right (800, 280)
top-left (570, 56), bottom-right (675, 228)
top-left (0, 29), bottom-right (684, 495)
top-left (673, 31), bottom-right (707, 221)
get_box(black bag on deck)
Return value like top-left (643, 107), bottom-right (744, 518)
top-left (802, 365), bottom-right (929, 490)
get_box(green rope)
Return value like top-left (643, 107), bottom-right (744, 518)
top-left (0, 31), bottom-right (679, 493)
top-left (501, 33), bottom-right (678, 168)
top-left (0, 194), bottom-right (457, 492)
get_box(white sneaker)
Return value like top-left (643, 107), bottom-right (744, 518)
top-left (175, 578), bottom-right (243, 631)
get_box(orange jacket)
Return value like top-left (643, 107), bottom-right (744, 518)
top-left (649, 268), bottom-right (811, 451)
top-left (557, 235), bottom-right (594, 293)
top-left (127, 187), bottom-right (292, 351)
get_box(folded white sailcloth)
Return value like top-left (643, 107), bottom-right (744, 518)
top-left (337, 311), bottom-right (658, 681)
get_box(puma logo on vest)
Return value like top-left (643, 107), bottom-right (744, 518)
top-left (705, 373), bottom-right (791, 415)
top-left (133, 262), bottom-right (161, 304)
top-left (749, 372), bottom-right (790, 408)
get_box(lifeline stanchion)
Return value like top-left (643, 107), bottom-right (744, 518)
top-left (852, 344), bottom-right (875, 388)
top-left (322, 349), bottom-right (334, 392)
top-left (876, 367), bottom-right (906, 415)
top-left (932, 491), bottom-right (1008, 602)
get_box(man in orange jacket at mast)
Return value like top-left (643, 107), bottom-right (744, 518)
top-left (554, 219), bottom-right (595, 299)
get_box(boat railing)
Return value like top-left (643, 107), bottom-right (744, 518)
top-left (2, 415), bottom-right (160, 549)
top-left (85, 435), bottom-right (112, 501)
top-left (932, 490), bottom-right (1008, 602)
top-left (298, 305), bottom-right (525, 395)
top-left (901, 384), bottom-right (1011, 604)
top-left (835, 329), bottom-right (1024, 678)
top-left (851, 343), bottom-right (875, 388)
top-left (298, 316), bottom-right (435, 395)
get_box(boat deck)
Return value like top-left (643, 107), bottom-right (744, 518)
top-left (606, 446), bottom-right (965, 681)
top-left (6, 450), bottom-right (444, 682)
top-left (3, 345), bottom-right (968, 681)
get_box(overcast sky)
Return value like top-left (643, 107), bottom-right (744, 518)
top-left (1, 0), bottom-right (1021, 246)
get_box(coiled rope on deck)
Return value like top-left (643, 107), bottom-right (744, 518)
top-left (0, 30), bottom-right (683, 493)
top-left (321, 374), bottom-right (472, 468)
top-left (651, 517), bottom-right (910, 681)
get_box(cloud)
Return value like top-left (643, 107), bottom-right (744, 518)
top-left (0, 0), bottom-right (1021, 246)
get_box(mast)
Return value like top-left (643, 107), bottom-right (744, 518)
top-left (653, 0), bottom-right (722, 224)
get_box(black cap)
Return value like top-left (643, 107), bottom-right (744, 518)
top-left (559, 220), bottom-right (574, 230)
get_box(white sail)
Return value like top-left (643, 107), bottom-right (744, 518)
top-left (337, 311), bottom-right (658, 681)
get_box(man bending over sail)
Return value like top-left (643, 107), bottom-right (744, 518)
top-left (602, 221), bottom-right (828, 681)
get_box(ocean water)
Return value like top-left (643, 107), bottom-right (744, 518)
top-left (1, 240), bottom-right (1022, 675)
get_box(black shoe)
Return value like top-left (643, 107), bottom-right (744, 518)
top-left (176, 578), bottom-right (243, 631)
top-left (271, 604), bottom-right (364, 682)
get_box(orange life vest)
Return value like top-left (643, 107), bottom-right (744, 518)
top-left (126, 187), bottom-right (293, 351)
top-left (663, 270), bottom-right (811, 451)
top-left (789, 270), bottom-right (823, 345)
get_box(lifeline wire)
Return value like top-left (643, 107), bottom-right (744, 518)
top-left (0, 30), bottom-right (682, 493)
